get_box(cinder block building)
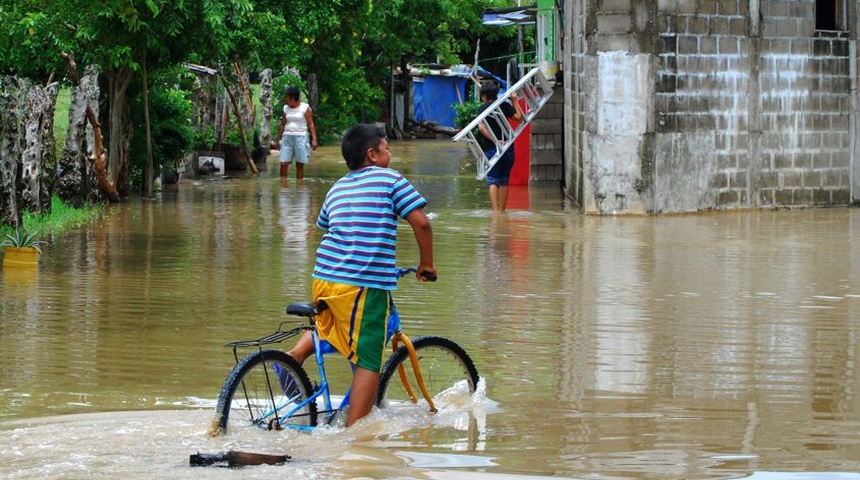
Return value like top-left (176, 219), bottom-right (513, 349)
top-left (562, 0), bottom-right (858, 214)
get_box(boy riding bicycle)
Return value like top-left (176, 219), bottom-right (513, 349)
top-left (285, 123), bottom-right (436, 427)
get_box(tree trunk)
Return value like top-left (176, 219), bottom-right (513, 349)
top-left (218, 73), bottom-right (258, 174)
top-left (107, 66), bottom-right (133, 190)
top-left (36, 84), bottom-right (57, 213)
top-left (234, 63), bottom-right (255, 128)
top-left (56, 59), bottom-right (103, 206)
top-left (141, 52), bottom-right (154, 198)
top-left (61, 54), bottom-right (119, 202)
top-left (0, 76), bottom-right (58, 227)
top-left (307, 73), bottom-right (319, 113)
top-left (0, 77), bottom-right (24, 227)
top-left (21, 80), bottom-right (58, 214)
top-left (259, 69), bottom-right (272, 148)
top-left (85, 106), bottom-right (118, 202)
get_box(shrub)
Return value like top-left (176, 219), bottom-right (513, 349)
top-left (129, 85), bottom-right (194, 189)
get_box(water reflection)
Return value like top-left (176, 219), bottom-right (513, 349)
top-left (2, 140), bottom-right (860, 479)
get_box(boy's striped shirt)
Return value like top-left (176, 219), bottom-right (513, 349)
top-left (312, 166), bottom-right (427, 290)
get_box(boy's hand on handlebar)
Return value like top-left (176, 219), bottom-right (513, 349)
top-left (416, 265), bottom-right (437, 282)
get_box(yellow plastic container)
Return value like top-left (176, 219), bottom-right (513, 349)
top-left (2, 246), bottom-right (39, 268)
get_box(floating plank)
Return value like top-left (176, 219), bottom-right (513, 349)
top-left (189, 450), bottom-right (291, 467)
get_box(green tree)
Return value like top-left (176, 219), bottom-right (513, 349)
top-left (0, 0), bottom-right (262, 198)
top-left (1, 0), bottom-right (521, 198)
top-left (129, 71), bottom-right (194, 189)
top-left (258, 0), bottom-right (510, 140)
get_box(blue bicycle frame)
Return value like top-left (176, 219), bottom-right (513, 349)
top-left (273, 283), bottom-right (406, 430)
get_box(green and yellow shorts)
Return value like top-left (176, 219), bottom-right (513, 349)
top-left (312, 278), bottom-right (390, 373)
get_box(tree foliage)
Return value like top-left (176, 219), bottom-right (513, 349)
top-left (0, 0), bottom-right (520, 197)
top-left (258, 0), bottom-right (514, 139)
top-left (129, 72), bottom-right (194, 179)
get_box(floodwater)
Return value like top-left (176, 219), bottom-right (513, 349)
top-left (2, 140), bottom-right (860, 480)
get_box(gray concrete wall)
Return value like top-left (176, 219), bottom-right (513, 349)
top-left (563, 0), bottom-right (588, 208)
top-left (564, 0), bottom-right (857, 214)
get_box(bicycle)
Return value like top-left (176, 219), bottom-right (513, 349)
top-left (211, 268), bottom-right (479, 435)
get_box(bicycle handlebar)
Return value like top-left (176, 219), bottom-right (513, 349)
top-left (397, 267), bottom-right (437, 282)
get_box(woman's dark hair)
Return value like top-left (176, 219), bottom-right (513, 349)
top-left (341, 124), bottom-right (386, 170)
top-left (480, 80), bottom-right (501, 100)
top-left (284, 86), bottom-right (300, 101)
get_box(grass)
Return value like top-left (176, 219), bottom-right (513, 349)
top-left (54, 86), bottom-right (71, 153)
top-left (0, 196), bottom-right (106, 240)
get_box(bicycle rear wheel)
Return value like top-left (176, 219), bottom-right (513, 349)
top-left (376, 336), bottom-right (479, 411)
top-left (214, 350), bottom-right (317, 434)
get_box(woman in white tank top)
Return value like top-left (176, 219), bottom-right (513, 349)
top-left (277, 86), bottom-right (318, 180)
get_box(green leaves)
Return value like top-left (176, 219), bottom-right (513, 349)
top-left (1, 229), bottom-right (43, 253)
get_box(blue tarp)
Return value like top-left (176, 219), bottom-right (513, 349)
top-left (413, 76), bottom-right (469, 128)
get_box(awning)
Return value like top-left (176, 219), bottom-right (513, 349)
top-left (481, 5), bottom-right (537, 26)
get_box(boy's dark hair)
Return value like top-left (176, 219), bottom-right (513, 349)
top-left (341, 124), bottom-right (386, 170)
top-left (284, 86), bottom-right (300, 101)
top-left (480, 80), bottom-right (501, 101)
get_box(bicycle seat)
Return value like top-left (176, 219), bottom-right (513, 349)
top-left (284, 302), bottom-right (338, 356)
top-left (285, 301), bottom-right (328, 317)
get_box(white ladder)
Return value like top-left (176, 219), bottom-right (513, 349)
top-left (452, 67), bottom-right (555, 180)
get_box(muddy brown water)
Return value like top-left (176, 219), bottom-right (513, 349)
top-left (2, 140), bottom-right (860, 479)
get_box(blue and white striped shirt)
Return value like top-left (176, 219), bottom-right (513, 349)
top-left (312, 166), bottom-right (427, 290)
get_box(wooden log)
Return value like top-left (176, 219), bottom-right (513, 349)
top-left (406, 118), bottom-right (458, 137)
top-left (189, 450), bottom-right (290, 467)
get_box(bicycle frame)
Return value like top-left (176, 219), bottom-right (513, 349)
top-left (258, 332), bottom-right (344, 431)
top-left (278, 307), bottom-right (438, 430)
top-left (306, 327), bottom-right (351, 426)
top-left (226, 267), bottom-right (440, 432)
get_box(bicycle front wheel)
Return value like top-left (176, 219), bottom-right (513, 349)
top-left (214, 350), bottom-right (317, 434)
top-left (376, 336), bottom-right (479, 411)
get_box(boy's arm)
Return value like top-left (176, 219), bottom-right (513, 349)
top-left (404, 208), bottom-right (435, 281)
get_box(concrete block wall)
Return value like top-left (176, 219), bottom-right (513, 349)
top-left (564, 0), bottom-right (857, 214)
top-left (564, 0), bottom-right (588, 208)
top-left (653, 0), bottom-right (754, 212)
top-left (529, 86), bottom-right (565, 182)
top-left (756, 5), bottom-right (852, 206)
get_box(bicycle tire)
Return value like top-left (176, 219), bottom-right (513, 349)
top-left (376, 336), bottom-right (479, 411)
top-left (214, 350), bottom-right (317, 434)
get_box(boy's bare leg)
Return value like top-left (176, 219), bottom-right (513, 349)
top-left (279, 163), bottom-right (290, 178)
top-left (296, 163), bottom-right (304, 181)
top-left (286, 331), bottom-right (314, 364)
top-left (347, 367), bottom-right (380, 427)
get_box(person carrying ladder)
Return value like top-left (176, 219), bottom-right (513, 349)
top-left (477, 79), bottom-right (524, 213)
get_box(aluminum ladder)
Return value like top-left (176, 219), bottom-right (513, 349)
top-left (452, 67), bottom-right (555, 180)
